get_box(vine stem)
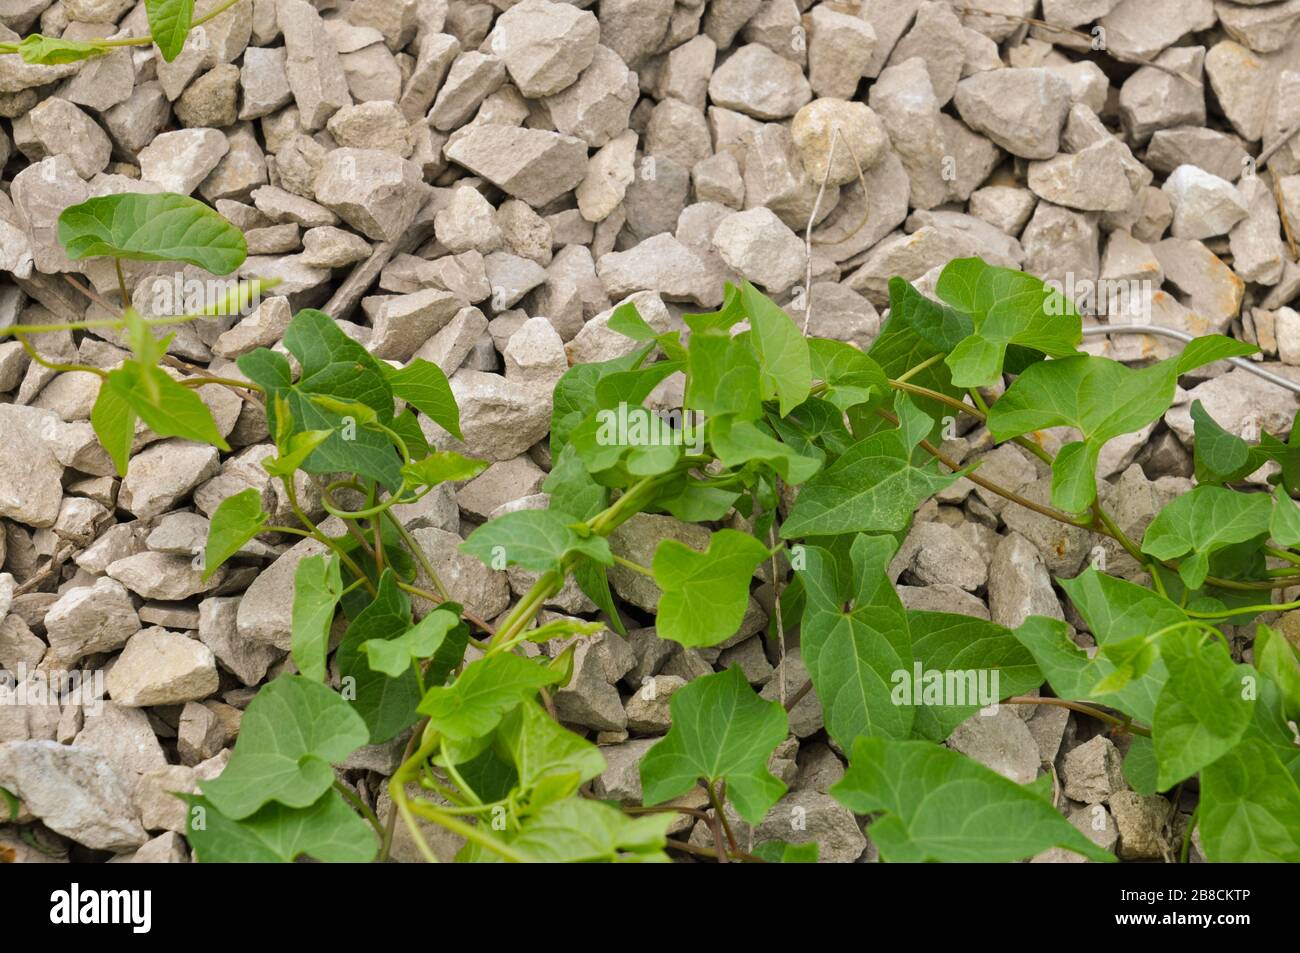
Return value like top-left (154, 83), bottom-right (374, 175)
top-left (333, 780), bottom-right (382, 836)
top-left (1005, 696), bottom-right (1151, 737)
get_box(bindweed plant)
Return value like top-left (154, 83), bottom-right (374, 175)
top-left (0, 0), bottom-right (241, 67)
top-left (8, 189), bottom-right (1300, 863)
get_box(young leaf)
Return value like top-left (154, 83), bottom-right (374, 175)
top-left (1151, 628), bottom-right (1255, 788)
top-left (807, 338), bottom-right (889, 411)
top-left (1198, 739), bottom-right (1300, 862)
top-left (1270, 486), bottom-right (1300, 547)
top-left (639, 666), bottom-right (789, 824)
top-left (384, 358), bottom-right (462, 440)
top-left (105, 362), bottom-right (230, 451)
top-left (780, 392), bottom-right (959, 538)
top-left (798, 536), bottom-right (914, 745)
top-left (199, 675), bottom-right (370, 819)
top-left (185, 790), bottom-right (377, 864)
top-left (203, 488), bottom-right (268, 579)
top-left (550, 345), bottom-right (652, 454)
top-left (361, 608), bottom-right (460, 678)
top-left (888, 275), bottom-right (973, 352)
top-left (336, 570), bottom-right (422, 743)
top-left (239, 310), bottom-right (402, 490)
top-left (17, 34), bottom-right (105, 64)
top-left (417, 652), bottom-right (565, 741)
top-left (708, 415), bottom-right (822, 485)
top-left (1140, 485), bottom-right (1272, 589)
top-left (461, 509), bottom-right (612, 573)
top-left (685, 328), bottom-right (764, 421)
top-left (831, 737), bottom-right (1114, 862)
top-left (988, 342), bottom-right (1254, 513)
top-left (502, 798), bottom-right (671, 863)
top-left (290, 554), bottom-right (343, 683)
top-left (741, 279), bottom-right (811, 416)
top-left (90, 378), bottom-right (137, 475)
top-left (497, 700), bottom-right (605, 808)
top-left (652, 529), bottom-right (770, 648)
top-left (57, 192), bottom-right (247, 275)
top-left (145, 0), bottom-right (194, 62)
top-left (401, 450), bottom-right (486, 489)
top-left (263, 426), bottom-right (332, 479)
top-left (1255, 625), bottom-right (1300, 720)
top-left (935, 258), bottom-right (1082, 388)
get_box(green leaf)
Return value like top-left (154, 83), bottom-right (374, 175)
top-left (867, 304), bottom-right (961, 421)
top-left (390, 408), bottom-right (430, 460)
top-left (461, 509), bottom-right (612, 573)
top-left (1255, 625), bottom-right (1300, 721)
top-left (639, 666), bottom-right (789, 824)
top-left (90, 378), bottom-right (136, 475)
top-left (741, 279), bottom-right (810, 416)
top-left (104, 362), bottom-right (230, 451)
top-left (401, 450), bottom-right (486, 489)
top-left (889, 275), bottom-right (973, 352)
top-left (418, 652), bottom-right (564, 741)
top-left (384, 358), bottom-right (462, 440)
top-left (1140, 485), bottom-right (1272, 589)
top-left (185, 790), bottom-right (377, 863)
top-left (203, 488), bottom-right (268, 579)
top-left (781, 392), bottom-right (959, 537)
top-left (1198, 739), bottom-right (1300, 862)
top-left (708, 415), bottom-right (822, 485)
top-left (290, 555), bottom-right (343, 683)
top-left (831, 737), bottom-right (1114, 863)
top-left (685, 328), bottom-right (764, 421)
top-left (935, 258), bottom-right (1082, 388)
top-left (262, 428), bottom-right (332, 479)
top-left (905, 610), bottom-right (1042, 741)
top-left (145, 0), bottom-right (194, 62)
top-left (361, 608), bottom-right (460, 678)
top-left (1151, 628), bottom-right (1255, 788)
top-left (336, 571), bottom-right (422, 743)
top-left (497, 700), bottom-right (605, 808)
top-left (1191, 400), bottom-right (1257, 484)
top-left (550, 346), bottom-right (651, 454)
top-left (808, 338), bottom-right (889, 412)
top-left (239, 310), bottom-right (402, 490)
top-left (652, 529), bottom-right (770, 648)
top-left (988, 342), bottom-right (1254, 513)
top-left (199, 675), bottom-right (370, 819)
top-left (1122, 735), bottom-right (1159, 795)
top-left (16, 33), bottom-right (106, 64)
top-left (505, 798), bottom-right (671, 863)
top-left (798, 536), bottom-right (914, 745)
top-left (1270, 486), bottom-right (1300, 547)
top-left (753, 840), bottom-right (819, 863)
top-left (57, 192), bottom-right (246, 275)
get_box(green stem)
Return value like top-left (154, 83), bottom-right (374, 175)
top-left (894, 352), bottom-right (942, 383)
top-left (333, 780), bottom-right (382, 837)
top-left (18, 338), bottom-right (106, 378)
top-left (405, 799), bottom-right (527, 862)
top-left (1266, 546), bottom-right (1300, 567)
top-left (439, 738), bottom-right (481, 806)
top-left (281, 475), bottom-right (375, 595)
top-left (385, 509), bottom-right (450, 601)
top-left (611, 553), bottom-right (653, 576)
top-left (182, 375), bottom-right (263, 393)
